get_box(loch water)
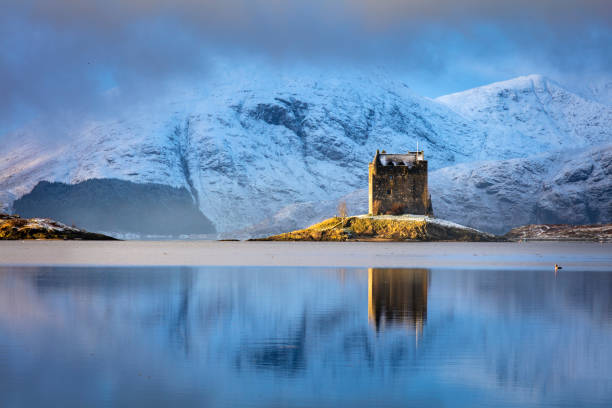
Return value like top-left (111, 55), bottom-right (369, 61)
top-left (0, 266), bottom-right (611, 407)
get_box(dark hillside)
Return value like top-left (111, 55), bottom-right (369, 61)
top-left (14, 179), bottom-right (216, 236)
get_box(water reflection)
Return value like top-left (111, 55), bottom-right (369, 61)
top-left (368, 268), bottom-right (428, 333)
top-left (0, 266), bottom-right (611, 407)
top-left (243, 313), bottom-right (307, 374)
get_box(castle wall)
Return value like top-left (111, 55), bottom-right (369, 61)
top-left (368, 160), bottom-right (429, 215)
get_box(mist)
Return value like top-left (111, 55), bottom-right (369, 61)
top-left (1, 0), bottom-right (611, 133)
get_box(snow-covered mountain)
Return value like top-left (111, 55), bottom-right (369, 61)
top-left (437, 75), bottom-right (611, 156)
top-left (573, 79), bottom-right (612, 107)
top-left (430, 143), bottom-right (612, 234)
top-left (1, 68), bottom-right (610, 234)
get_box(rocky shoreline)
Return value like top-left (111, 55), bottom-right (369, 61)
top-left (505, 223), bottom-right (612, 242)
top-left (0, 213), bottom-right (116, 240)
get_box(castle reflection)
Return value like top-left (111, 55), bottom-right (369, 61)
top-left (368, 268), bottom-right (429, 333)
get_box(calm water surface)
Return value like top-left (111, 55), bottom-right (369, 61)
top-left (0, 266), bottom-right (611, 407)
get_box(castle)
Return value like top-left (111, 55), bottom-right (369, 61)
top-left (368, 150), bottom-right (432, 216)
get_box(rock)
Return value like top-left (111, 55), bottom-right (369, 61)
top-left (504, 224), bottom-right (612, 242)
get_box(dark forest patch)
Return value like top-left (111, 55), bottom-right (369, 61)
top-left (14, 179), bottom-right (215, 236)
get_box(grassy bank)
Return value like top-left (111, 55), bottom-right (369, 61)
top-left (254, 215), bottom-right (499, 242)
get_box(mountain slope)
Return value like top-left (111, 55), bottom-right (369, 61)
top-left (436, 75), bottom-right (612, 156)
top-left (429, 143), bottom-right (612, 234)
top-left (13, 179), bottom-right (215, 236)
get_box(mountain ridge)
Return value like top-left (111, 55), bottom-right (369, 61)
top-left (1, 70), bottom-right (610, 234)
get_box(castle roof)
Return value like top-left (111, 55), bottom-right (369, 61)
top-left (376, 152), bottom-right (424, 167)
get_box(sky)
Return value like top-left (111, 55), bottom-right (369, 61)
top-left (1, 0), bottom-right (611, 132)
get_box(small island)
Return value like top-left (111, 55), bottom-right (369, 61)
top-left (254, 214), bottom-right (498, 242)
top-left (254, 150), bottom-right (611, 243)
top-left (256, 150), bottom-right (498, 242)
top-left (1, 213), bottom-right (116, 240)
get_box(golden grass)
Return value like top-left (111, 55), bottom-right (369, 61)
top-left (0, 215), bottom-right (115, 240)
top-left (257, 216), bottom-right (498, 242)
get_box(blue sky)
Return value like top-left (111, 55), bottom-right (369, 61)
top-left (1, 0), bottom-right (610, 131)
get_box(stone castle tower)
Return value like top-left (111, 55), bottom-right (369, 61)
top-left (368, 150), bottom-right (433, 216)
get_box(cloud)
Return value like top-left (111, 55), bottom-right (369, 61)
top-left (1, 0), bottom-right (610, 129)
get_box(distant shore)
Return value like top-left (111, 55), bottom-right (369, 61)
top-left (0, 241), bottom-right (610, 271)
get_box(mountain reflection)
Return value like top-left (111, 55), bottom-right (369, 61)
top-left (244, 312), bottom-right (307, 374)
top-left (368, 268), bottom-right (429, 333)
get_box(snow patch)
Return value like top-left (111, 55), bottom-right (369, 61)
top-left (355, 214), bottom-right (491, 235)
